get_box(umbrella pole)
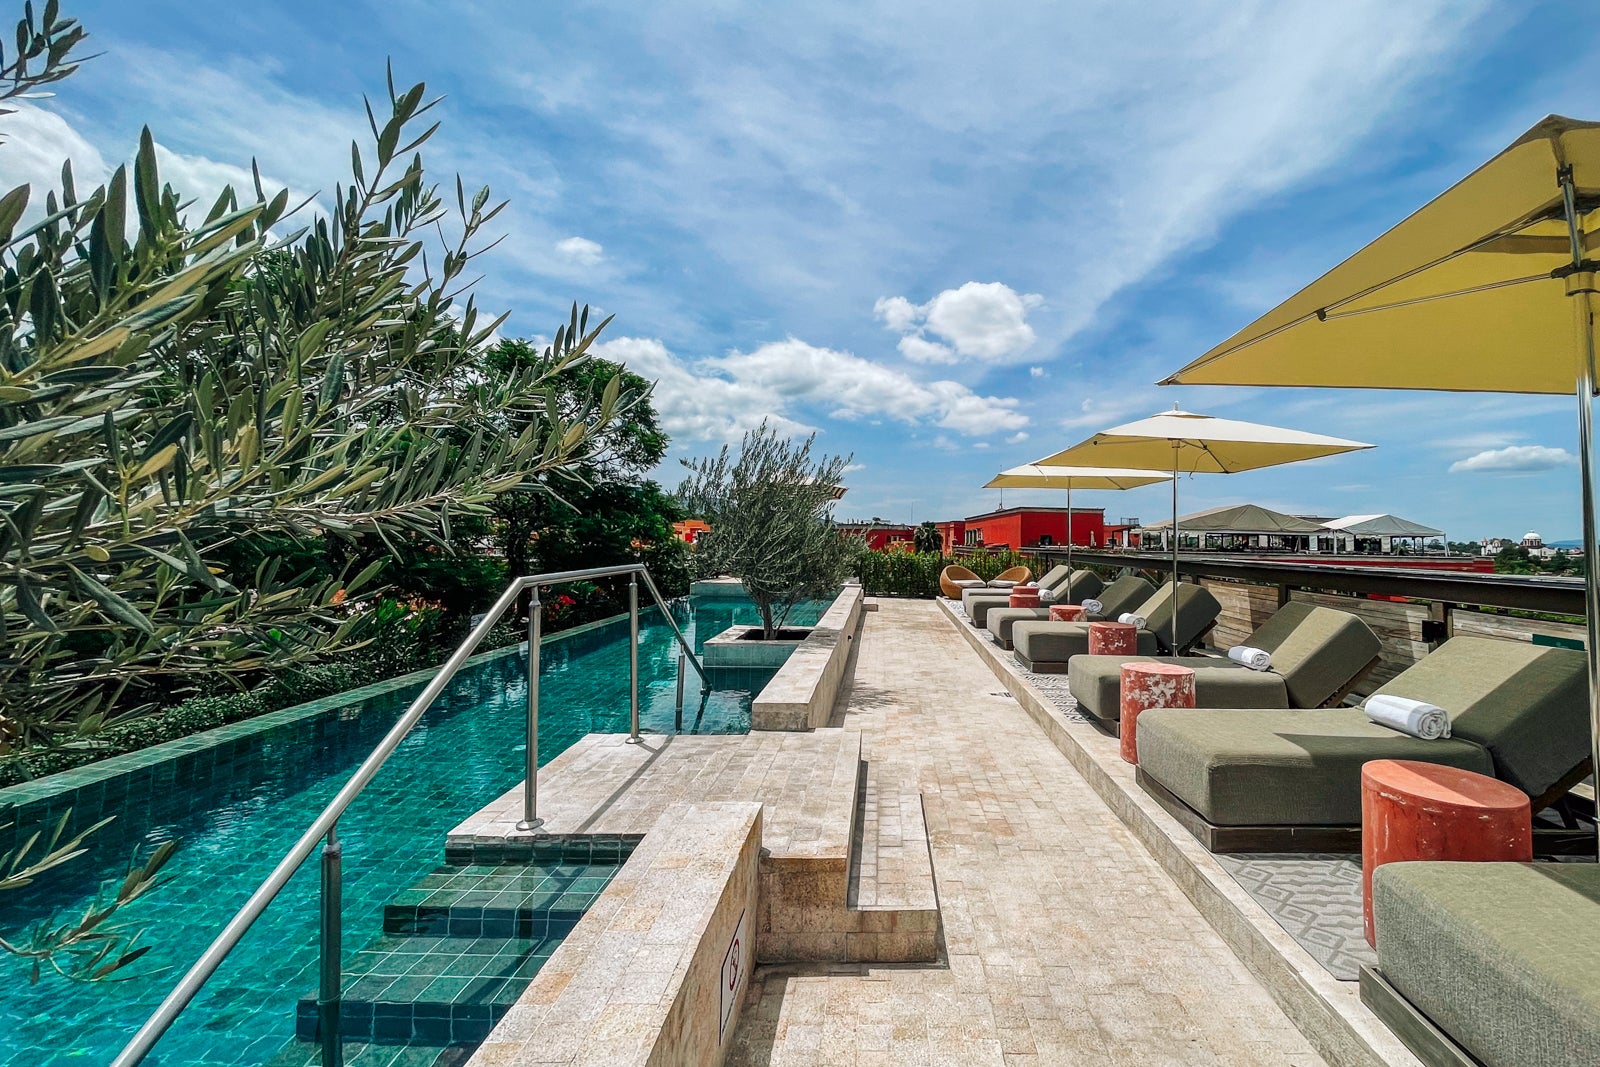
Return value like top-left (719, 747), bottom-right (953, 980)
top-left (1575, 308), bottom-right (1600, 850)
top-left (1065, 486), bottom-right (1073, 583)
top-left (1171, 446), bottom-right (1180, 653)
top-left (1561, 172), bottom-right (1600, 852)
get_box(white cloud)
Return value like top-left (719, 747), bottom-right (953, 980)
top-left (1007, 431), bottom-right (1030, 444)
top-left (1449, 445), bottom-right (1577, 474)
top-left (1058, 394), bottom-right (1162, 431)
top-left (877, 281), bottom-right (1043, 364)
top-left (842, 462), bottom-right (867, 473)
top-left (1029, 366), bottom-right (1047, 378)
top-left (0, 103), bottom-right (108, 211)
top-left (555, 235), bottom-right (604, 266)
top-left (597, 334), bottom-right (1028, 442)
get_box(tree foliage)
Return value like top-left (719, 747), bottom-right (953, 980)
top-left (912, 521), bottom-right (941, 553)
top-left (677, 422), bottom-right (852, 638)
top-left (0, 50), bottom-right (622, 746)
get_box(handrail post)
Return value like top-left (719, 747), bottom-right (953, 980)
top-left (518, 587), bottom-right (544, 832)
top-left (318, 825), bottom-right (343, 1067)
top-left (626, 572), bottom-right (642, 743)
top-left (675, 653), bottom-right (686, 731)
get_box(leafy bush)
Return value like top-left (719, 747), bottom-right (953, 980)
top-left (854, 549), bottom-right (1053, 598)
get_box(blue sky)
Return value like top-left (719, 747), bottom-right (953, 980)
top-left (10, 1), bottom-right (1600, 541)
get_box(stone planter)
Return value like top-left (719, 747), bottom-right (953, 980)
top-left (703, 625), bottom-right (813, 669)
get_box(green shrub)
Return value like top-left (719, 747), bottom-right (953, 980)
top-left (854, 549), bottom-right (1053, 598)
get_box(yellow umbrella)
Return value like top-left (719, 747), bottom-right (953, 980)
top-left (982, 464), bottom-right (1171, 577)
top-left (1160, 113), bottom-right (1600, 831)
top-left (1035, 408), bottom-right (1372, 649)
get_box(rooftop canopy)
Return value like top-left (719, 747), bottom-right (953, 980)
top-left (1320, 514), bottom-right (1443, 538)
top-left (1139, 503), bottom-right (1322, 535)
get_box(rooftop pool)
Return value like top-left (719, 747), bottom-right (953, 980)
top-left (0, 593), bottom-right (824, 1065)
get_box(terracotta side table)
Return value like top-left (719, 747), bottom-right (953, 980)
top-left (1009, 586), bottom-right (1040, 608)
top-left (1088, 620), bottom-right (1137, 656)
top-left (1048, 604), bottom-right (1086, 622)
top-left (1361, 759), bottom-right (1532, 946)
top-left (1119, 662), bottom-right (1195, 763)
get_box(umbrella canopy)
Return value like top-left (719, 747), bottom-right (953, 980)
top-left (1159, 113), bottom-right (1600, 851)
top-left (1037, 409), bottom-right (1372, 648)
top-left (982, 464), bottom-right (1171, 576)
top-left (1321, 514), bottom-right (1443, 539)
top-left (1163, 115), bottom-right (1600, 394)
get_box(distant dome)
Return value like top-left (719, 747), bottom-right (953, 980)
top-left (1524, 531), bottom-right (1541, 540)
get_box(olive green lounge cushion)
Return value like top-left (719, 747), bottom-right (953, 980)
top-left (1135, 707), bottom-right (1493, 826)
top-left (1011, 582), bottom-right (1220, 670)
top-left (961, 566), bottom-right (1089, 627)
top-left (988, 574), bottom-right (1153, 650)
top-left (1374, 861), bottom-right (1600, 1067)
top-left (1135, 635), bottom-right (1586, 827)
top-left (1067, 603), bottom-right (1381, 722)
top-left (1068, 656), bottom-right (1289, 724)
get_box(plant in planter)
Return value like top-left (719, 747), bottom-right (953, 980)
top-left (678, 422), bottom-right (852, 640)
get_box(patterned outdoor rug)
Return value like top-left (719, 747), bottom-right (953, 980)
top-left (1213, 854), bottom-right (1374, 981)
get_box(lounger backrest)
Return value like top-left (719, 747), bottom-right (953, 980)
top-left (1093, 575), bottom-right (1155, 618)
top-left (1371, 636), bottom-right (1588, 799)
top-left (1137, 582), bottom-right (1222, 653)
top-left (1248, 602), bottom-right (1381, 708)
top-left (1059, 569), bottom-right (1103, 601)
top-left (1033, 565), bottom-right (1073, 592)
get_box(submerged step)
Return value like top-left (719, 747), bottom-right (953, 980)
top-left (294, 934), bottom-right (559, 1045)
top-left (383, 863), bottom-right (616, 938)
top-left (266, 1037), bottom-right (476, 1066)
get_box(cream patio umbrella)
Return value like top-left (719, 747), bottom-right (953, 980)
top-left (1160, 114), bottom-right (1600, 838)
top-left (1035, 408), bottom-right (1373, 650)
top-left (982, 464), bottom-right (1172, 578)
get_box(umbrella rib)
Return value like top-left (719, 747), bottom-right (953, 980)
top-left (1320, 271), bottom-right (1550, 321)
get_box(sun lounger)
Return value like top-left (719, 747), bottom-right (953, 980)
top-left (986, 574), bottom-right (1153, 650)
top-left (1362, 861), bottom-right (1600, 1067)
top-left (1067, 602), bottom-right (1381, 734)
top-left (966, 568), bottom-right (1102, 629)
top-left (1010, 582), bottom-right (1222, 672)
top-left (1135, 636), bottom-right (1590, 852)
top-left (962, 564), bottom-right (1073, 626)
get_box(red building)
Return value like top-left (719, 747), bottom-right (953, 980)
top-left (936, 507), bottom-right (1106, 553)
top-left (837, 521), bottom-right (916, 551)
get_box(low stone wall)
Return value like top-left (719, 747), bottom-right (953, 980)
top-left (468, 801), bottom-right (762, 1067)
top-left (750, 583), bottom-right (864, 731)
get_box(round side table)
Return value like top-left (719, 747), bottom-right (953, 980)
top-left (1119, 662), bottom-right (1195, 763)
top-left (1049, 604), bottom-right (1086, 622)
top-left (1361, 759), bottom-right (1532, 946)
top-left (1088, 620), bottom-right (1137, 656)
top-left (1009, 586), bottom-right (1040, 608)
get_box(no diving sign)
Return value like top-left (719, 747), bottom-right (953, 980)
top-left (719, 909), bottom-right (748, 1043)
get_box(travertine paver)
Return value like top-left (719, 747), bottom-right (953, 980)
top-left (728, 599), bottom-right (1326, 1066)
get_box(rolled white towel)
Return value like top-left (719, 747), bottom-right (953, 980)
top-left (1081, 598), bottom-right (1104, 616)
top-left (1038, 586), bottom-right (1058, 603)
top-left (1228, 645), bottom-right (1273, 671)
top-left (1117, 612), bottom-right (1147, 628)
top-left (1365, 694), bottom-right (1451, 740)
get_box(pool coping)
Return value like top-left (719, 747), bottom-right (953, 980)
top-left (0, 610), bottom-right (640, 815)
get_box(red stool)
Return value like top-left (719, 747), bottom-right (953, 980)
top-left (1088, 620), bottom-right (1137, 656)
top-left (1049, 604), bottom-right (1086, 622)
top-left (1119, 662), bottom-right (1195, 764)
top-left (1361, 759), bottom-right (1532, 946)
top-left (1009, 586), bottom-right (1040, 608)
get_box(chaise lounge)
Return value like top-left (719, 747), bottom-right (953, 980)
top-left (1066, 601), bottom-right (1381, 736)
top-left (987, 574), bottom-right (1154, 651)
top-left (1134, 635), bottom-right (1590, 852)
top-left (1362, 861), bottom-right (1600, 1067)
top-left (1010, 582), bottom-right (1222, 672)
top-left (961, 565), bottom-right (1088, 628)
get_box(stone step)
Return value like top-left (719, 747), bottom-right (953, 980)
top-left (849, 760), bottom-right (938, 914)
top-left (382, 863), bottom-right (618, 938)
top-left (265, 1036), bottom-right (475, 1066)
top-left (294, 934), bottom-right (559, 1046)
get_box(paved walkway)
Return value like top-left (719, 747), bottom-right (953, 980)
top-left (727, 599), bottom-right (1325, 1066)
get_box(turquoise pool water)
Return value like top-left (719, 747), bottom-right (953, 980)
top-left (0, 595), bottom-right (823, 1065)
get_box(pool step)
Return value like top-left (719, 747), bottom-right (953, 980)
top-left (294, 933), bottom-right (558, 1045)
top-left (382, 863), bottom-right (613, 939)
top-left (265, 1036), bottom-right (475, 1066)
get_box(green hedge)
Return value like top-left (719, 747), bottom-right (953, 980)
top-left (853, 549), bottom-right (1053, 599)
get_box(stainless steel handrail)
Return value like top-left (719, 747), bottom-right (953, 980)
top-left (111, 563), bottom-right (709, 1067)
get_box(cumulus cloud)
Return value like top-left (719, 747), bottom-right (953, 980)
top-left (596, 334), bottom-right (1027, 442)
top-left (1029, 366), bottom-right (1047, 378)
top-left (555, 235), bottom-right (604, 266)
top-left (1449, 445), bottom-right (1577, 474)
top-left (876, 281), bottom-right (1043, 364)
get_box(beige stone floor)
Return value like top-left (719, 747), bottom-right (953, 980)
top-left (726, 599), bottom-right (1326, 1067)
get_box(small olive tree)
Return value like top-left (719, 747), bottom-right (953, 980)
top-left (677, 422), bottom-right (852, 639)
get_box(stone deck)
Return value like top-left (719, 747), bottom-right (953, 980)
top-left (726, 599), bottom-right (1328, 1067)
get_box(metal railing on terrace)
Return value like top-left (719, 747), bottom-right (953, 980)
top-left (111, 563), bottom-right (709, 1067)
